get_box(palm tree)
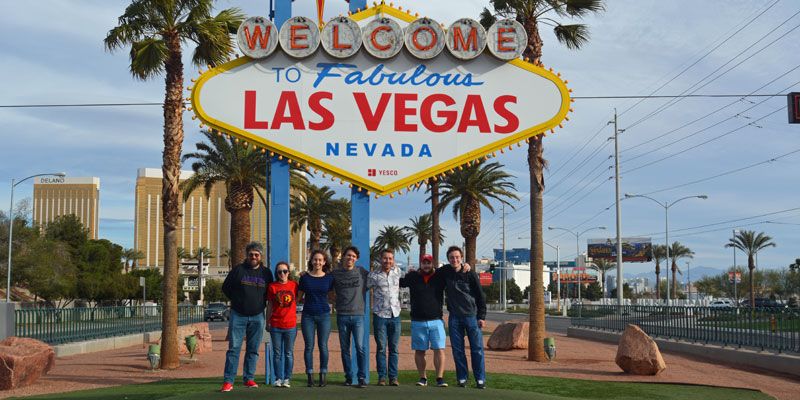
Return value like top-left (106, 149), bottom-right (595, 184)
top-left (121, 248), bottom-right (145, 273)
top-left (405, 214), bottom-right (445, 264)
top-left (105, 0), bottom-right (243, 370)
top-left (668, 242), bottom-right (694, 300)
top-left (437, 161), bottom-right (518, 267)
top-left (726, 230), bottom-right (776, 307)
top-left (651, 244), bottom-right (667, 299)
top-left (290, 184), bottom-right (337, 251)
top-left (480, 0), bottom-right (605, 363)
top-left (429, 178), bottom-right (442, 265)
top-left (321, 199), bottom-right (351, 265)
top-left (588, 258), bottom-right (615, 298)
top-left (373, 225), bottom-right (411, 254)
top-left (180, 130), bottom-right (267, 266)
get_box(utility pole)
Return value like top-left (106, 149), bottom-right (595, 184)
top-left (612, 109), bottom-right (625, 306)
top-left (686, 261), bottom-right (691, 301)
top-left (501, 203), bottom-right (507, 311)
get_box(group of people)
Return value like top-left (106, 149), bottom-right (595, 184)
top-left (219, 242), bottom-right (487, 392)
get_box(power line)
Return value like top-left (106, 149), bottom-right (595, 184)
top-left (639, 147), bottom-right (800, 196)
top-left (633, 206), bottom-right (800, 237)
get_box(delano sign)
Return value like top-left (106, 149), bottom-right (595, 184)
top-left (191, 4), bottom-right (571, 196)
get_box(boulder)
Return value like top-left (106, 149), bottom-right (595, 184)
top-left (487, 322), bottom-right (529, 350)
top-left (157, 323), bottom-right (213, 355)
top-left (615, 324), bottom-right (666, 375)
top-left (0, 337), bottom-right (56, 390)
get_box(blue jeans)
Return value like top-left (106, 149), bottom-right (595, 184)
top-left (448, 315), bottom-right (486, 383)
top-left (223, 309), bottom-right (265, 384)
top-left (301, 313), bottom-right (331, 374)
top-left (373, 315), bottom-right (400, 380)
top-left (337, 314), bottom-right (366, 382)
top-left (271, 327), bottom-right (297, 381)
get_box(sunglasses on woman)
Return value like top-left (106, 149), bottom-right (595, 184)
top-left (276, 270), bottom-right (289, 274)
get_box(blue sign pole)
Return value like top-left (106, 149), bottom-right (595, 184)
top-left (266, 0), bottom-right (292, 387)
top-left (347, 3), bottom-right (369, 386)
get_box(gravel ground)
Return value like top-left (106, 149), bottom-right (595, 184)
top-left (2, 319), bottom-right (798, 400)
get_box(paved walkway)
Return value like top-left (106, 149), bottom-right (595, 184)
top-left (2, 320), bottom-right (799, 400)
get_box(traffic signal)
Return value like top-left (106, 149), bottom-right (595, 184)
top-left (489, 264), bottom-right (497, 274)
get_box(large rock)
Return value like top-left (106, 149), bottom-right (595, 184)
top-left (487, 322), bottom-right (529, 350)
top-left (0, 337), bottom-right (56, 390)
top-left (615, 324), bottom-right (666, 375)
top-left (157, 323), bottom-right (213, 355)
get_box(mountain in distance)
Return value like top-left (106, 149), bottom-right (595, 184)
top-left (624, 266), bottom-right (724, 284)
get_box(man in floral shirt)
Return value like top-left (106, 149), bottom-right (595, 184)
top-left (367, 248), bottom-right (402, 386)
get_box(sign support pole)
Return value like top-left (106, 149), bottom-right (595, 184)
top-left (346, 2), bottom-right (368, 386)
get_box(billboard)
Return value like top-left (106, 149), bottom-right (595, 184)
top-left (587, 237), bottom-right (652, 262)
top-left (551, 273), bottom-right (597, 284)
top-left (190, 4), bottom-right (571, 196)
top-left (728, 271), bottom-right (742, 283)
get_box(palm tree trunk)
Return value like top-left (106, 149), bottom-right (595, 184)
top-left (311, 219), bottom-right (322, 251)
top-left (523, 17), bottom-right (546, 363)
top-left (748, 254), bottom-right (755, 307)
top-left (419, 240), bottom-right (426, 264)
top-left (226, 184), bottom-right (254, 266)
top-left (430, 179), bottom-right (440, 264)
top-left (460, 198), bottom-right (481, 268)
top-left (654, 262), bottom-right (660, 300)
top-left (159, 32), bottom-right (184, 370)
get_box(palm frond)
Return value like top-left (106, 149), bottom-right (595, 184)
top-left (553, 23), bottom-right (590, 50)
top-left (129, 38), bottom-right (168, 80)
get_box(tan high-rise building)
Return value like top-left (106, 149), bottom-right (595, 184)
top-left (134, 168), bottom-right (307, 279)
top-left (33, 177), bottom-right (100, 239)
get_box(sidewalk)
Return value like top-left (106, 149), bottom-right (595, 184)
top-left (2, 321), bottom-right (799, 400)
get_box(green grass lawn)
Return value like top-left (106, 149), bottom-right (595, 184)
top-left (12, 371), bottom-right (773, 400)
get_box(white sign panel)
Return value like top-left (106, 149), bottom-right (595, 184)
top-left (191, 4), bottom-right (570, 195)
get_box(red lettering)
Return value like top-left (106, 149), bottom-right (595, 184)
top-left (457, 95), bottom-right (491, 133)
top-left (290, 24), bottom-right (309, 49)
top-left (271, 91), bottom-right (305, 130)
top-left (244, 25), bottom-right (272, 50)
top-left (497, 28), bottom-right (515, 52)
top-left (394, 93), bottom-right (418, 132)
top-left (244, 90), bottom-right (269, 129)
top-left (453, 26), bottom-right (477, 51)
top-left (412, 26), bottom-right (437, 51)
top-left (332, 25), bottom-right (351, 49)
top-left (370, 26), bottom-right (392, 51)
top-left (353, 92), bottom-right (392, 131)
top-left (493, 95), bottom-right (518, 134)
top-left (308, 91), bottom-right (334, 130)
top-left (421, 94), bottom-right (457, 133)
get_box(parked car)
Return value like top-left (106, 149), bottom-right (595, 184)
top-left (739, 298), bottom-right (787, 308)
top-left (709, 299), bottom-right (736, 308)
top-left (204, 302), bottom-right (230, 321)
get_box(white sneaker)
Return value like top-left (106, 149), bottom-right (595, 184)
top-left (273, 379), bottom-right (283, 387)
top-left (282, 380), bottom-right (291, 388)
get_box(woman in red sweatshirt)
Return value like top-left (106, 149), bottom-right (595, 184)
top-left (267, 261), bottom-right (298, 388)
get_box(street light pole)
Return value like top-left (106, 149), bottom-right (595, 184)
top-left (686, 261), bottom-right (691, 301)
top-left (625, 194), bottom-right (707, 306)
top-left (732, 229), bottom-right (739, 304)
top-left (548, 226), bottom-right (606, 303)
top-left (612, 110), bottom-right (624, 307)
top-left (543, 242), bottom-right (560, 311)
top-left (6, 172), bottom-right (66, 302)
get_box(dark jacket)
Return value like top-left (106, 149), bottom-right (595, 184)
top-left (222, 262), bottom-right (273, 316)
top-left (400, 270), bottom-right (445, 321)
top-left (438, 264), bottom-right (486, 321)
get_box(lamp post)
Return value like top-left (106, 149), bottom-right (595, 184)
top-left (6, 172), bottom-right (66, 302)
top-left (732, 229), bottom-right (740, 305)
top-left (624, 194), bottom-right (707, 305)
top-left (547, 226), bottom-right (606, 303)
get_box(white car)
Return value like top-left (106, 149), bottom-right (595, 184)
top-left (709, 299), bottom-right (735, 308)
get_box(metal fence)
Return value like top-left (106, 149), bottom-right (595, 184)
top-left (15, 305), bottom-right (204, 345)
top-left (571, 305), bottom-right (800, 354)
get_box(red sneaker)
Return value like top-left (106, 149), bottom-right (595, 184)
top-left (244, 380), bottom-right (259, 388)
top-left (220, 382), bottom-right (233, 392)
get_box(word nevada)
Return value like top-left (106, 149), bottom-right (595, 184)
top-left (237, 14), bottom-right (528, 62)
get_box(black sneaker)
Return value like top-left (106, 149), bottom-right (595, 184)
top-left (343, 380), bottom-right (352, 387)
top-left (436, 378), bottom-right (448, 387)
top-left (476, 380), bottom-right (486, 389)
top-left (357, 379), bottom-right (367, 388)
top-left (416, 377), bottom-right (428, 387)
top-left (457, 380), bottom-right (467, 387)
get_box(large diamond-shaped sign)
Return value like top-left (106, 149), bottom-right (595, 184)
top-left (191, 4), bottom-right (570, 195)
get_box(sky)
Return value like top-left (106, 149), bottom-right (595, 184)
top-left (1, 0), bottom-right (799, 277)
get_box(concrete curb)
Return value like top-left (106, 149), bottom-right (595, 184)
top-left (54, 330), bottom-right (162, 357)
top-left (567, 326), bottom-right (800, 379)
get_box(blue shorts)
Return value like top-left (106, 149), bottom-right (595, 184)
top-left (411, 319), bottom-right (446, 350)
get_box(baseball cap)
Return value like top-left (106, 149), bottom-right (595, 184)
top-left (421, 254), bottom-right (433, 262)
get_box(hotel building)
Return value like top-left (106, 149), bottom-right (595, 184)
top-left (134, 168), bottom-right (306, 279)
top-left (33, 177), bottom-right (100, 239)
